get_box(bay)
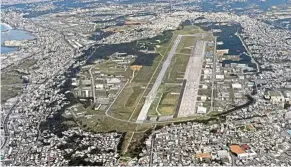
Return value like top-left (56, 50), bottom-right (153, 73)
top-left (1, 23), bottom-right (35, 54)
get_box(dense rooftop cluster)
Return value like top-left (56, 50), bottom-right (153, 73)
top-left (138, 109), bottom-right (291, 166)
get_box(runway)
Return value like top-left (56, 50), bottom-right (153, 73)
top-left (136, 35), bottom-right (182, 122)
top-left (178, 40), bottom-right (206, 117)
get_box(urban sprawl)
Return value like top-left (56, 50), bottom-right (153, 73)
top-left (1, 0), bottom-right (291, 166)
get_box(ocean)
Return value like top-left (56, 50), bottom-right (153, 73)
top-left (1, 23), bottom-right (35, 54)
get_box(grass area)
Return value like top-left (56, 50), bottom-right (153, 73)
top-left (110, 85), bottom-right (134, 118)
top-left (179, 48), bottom-right (192, 54)
top-left (166, 53), bottom-right (191, 83)
top-left (98, 60), bottom-right (133, 78)
top-left (121, 132), bottom-right (134, 154)
top-left (178, 25), bottom-right (204, 35)
top-left (147, 85), bottom-right (180, 117)
top-left (155, 114), bottom-right (219, 125)
top-left (1, 71), bottom-right (23, 85)
top-left (132, 55), bottom-right (162, 83)
top-left (159, 106), bottom-right (175, 116)
top-left (158, 90), bottom-right (179, 116)
top-left (1, 86), bottom-right (22, 103)
top-left (1, 58), bottom-right (37, 103)
top-left (113, 30), bottom-right (176, 121)
top-left (160, 93), bottom-right (179, 105)
top-left (110, 82), bottom-right (145, 120)
top-left (125, 86), bottom-right (143, 107)
top-left (124, 131), bottom-right (150, 156)
top-left (206, 111), bottom-right (221, 117)
top-left (198, 89), bottom-right (212, 96)
top-left (79, 113), bottom-right (137, 132)
top-left (176, 36), bottom-right (196, 54)
top-left (147, 91), bottom-right (163, 117)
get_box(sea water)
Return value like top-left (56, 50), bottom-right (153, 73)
top-left (1, 23), bottom-right (35, 54)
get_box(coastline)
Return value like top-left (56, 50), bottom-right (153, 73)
top-left (1, 22), bottom-right (13, 31)
top-left (1, 22), bottom-right (35, 54)
top-left (235, 32), bottom-right (260, 73)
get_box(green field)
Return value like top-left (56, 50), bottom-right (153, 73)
top-left (98, 60), bottom-right (133, 78)
top-left (132, 55), bottom-right (163, 83)
top-left (125, 86), bottom-right (143, 107)
top-left (110, 83), bottom-right (145, 120)
top-left (108, 27), bottom-right (177, 121)
top-left (1, 58), bottom-right (37, 103)
top-left (109, 54), bottom-right (163, 121)
top-left (176, 36), bottom-right (196, 54)
top-left (166, 53), bottom-right (191, 83)
top-left (78, 113), bottom-right (152, 132)
top-left (159, 106), bottom-right (175, 116)
top-left (147, 85), bottom-right (181, 117)
top-left (158, 92), bottom-right (179, 116)
top-left (161, 93), bottom-right (179, 105)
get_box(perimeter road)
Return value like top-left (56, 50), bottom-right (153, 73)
top-left (235, 32), bottom-right (260, 73)
top-left (210, 37), bottom-right (217, 111)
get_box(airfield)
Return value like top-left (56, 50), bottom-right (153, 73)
top-left (136, 34), bottom-right (211, 122)
top-left (72, 25), bottom-right (252, 155)
top-left (73, 26), bottom-right (218, 133)
top-left (105, 26), bottom-right (216, 123)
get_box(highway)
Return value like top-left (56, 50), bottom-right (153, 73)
top-left (1, 84), bottom-right (25, 87)
top-left (178, 40), bottom-right (207, 117)
top-left (136, 35), bottom-right (182, 122)
top-left (88, 47), bottom-right (98, 104)
top-left (1, 98), bottom-right (20, 150)
top-left (89, 67), bottom-right (96, 104)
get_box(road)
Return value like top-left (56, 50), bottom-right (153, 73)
top-left (89, 67), bottom-right (96, 103)
top-left (149, 133), bottom-right (155, 166)
top-left (136, 35), bottom-right (182, 122)
top-left (1, 98), bottom-right (20, 150)
top-left (88, 47), bottom-right (98, 104)
top-left (1, 84), bottom-right (25, 87)
top-left (210, 37), bottom-right (217, 111)
top-left (235, 32), bottom-right (260, 73)
top-left (105, 80), bottom-right (129, 116)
